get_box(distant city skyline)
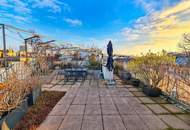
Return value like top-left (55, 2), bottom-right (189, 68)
top-left (0, 0), bottom-right (190, 55)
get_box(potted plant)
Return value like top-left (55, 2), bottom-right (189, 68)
top-left (0, 71), bottom-right (28, 129)
top-left (122, 72), bottom-right (132, 80)
top-left (127, 50), bottom-right (175, 97)
top-left (130, 78), bottom-right (140, 87)
top-left (26, 75), bottom-right (42, 106)
top-left (142, 85), bottom-right (162, 97)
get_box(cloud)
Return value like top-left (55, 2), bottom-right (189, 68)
top-left (135, 0), bottom-right (156, 14)
top-left (118, 0), bottom-right (190, 55)
top-left (0, 0), bottom-right (71, 24)
top-left (0, 0), bottom-right (32, 23)
top-left (0, 12), bottom-right (29, 23)
top-left (0, 0), bottom-right (11, 7)
top-left (121, 28), bottom-right (140, 41)
top-left (64, 18), bottom-right (82, 26)
top-left (30, 0), bottom-right (71, 13)
top-left (0, 0), bottom-right (31, 14)
top-left (13, 0), bottom-right (31, 14)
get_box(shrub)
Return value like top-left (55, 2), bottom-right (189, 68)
top-left (127, 50), bottom-right (175, 88)
top-left (88, 61), bottom-right (101, 70)
top-left (0, 70), bottom-right (28, 117)
top-left (0, 63), bottom-right (43, 117)
top-left (114, 62), bottom-right (124, 74)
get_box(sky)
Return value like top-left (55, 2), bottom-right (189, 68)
top-left (0, 0), bottom-right (190, 55)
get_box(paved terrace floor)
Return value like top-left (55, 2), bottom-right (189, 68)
top-left (38, 74), bottom-right (190, 130)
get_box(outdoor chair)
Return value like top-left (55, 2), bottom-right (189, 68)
top-left (56, 70), bottom-right (65, 80)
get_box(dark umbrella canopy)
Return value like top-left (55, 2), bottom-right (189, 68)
top-left (106, 40), bottom-right (114, 71)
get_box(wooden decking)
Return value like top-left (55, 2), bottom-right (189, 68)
top-left (38, 75), bottom-right (190, 130)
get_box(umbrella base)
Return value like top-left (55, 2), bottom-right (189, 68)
top-left (106, 80), bottom-right (116, 86)
top-left (102, 66), bottom-right (113, 80)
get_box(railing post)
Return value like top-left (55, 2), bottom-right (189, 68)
top-left (1, 24), bottom-right (8, 79)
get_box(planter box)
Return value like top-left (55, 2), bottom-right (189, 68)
top-left (130, 78), bottom-right (140, 87)
top-left (118, 70), bottom-right (123, 78)
top-left (27, 87), bottom-right (42, 106)
top-left (0, 99), bottom-right (28, 129)
top-left (142, 86), bottom-right (162, 97)
top-left (123, 72), bottom-right (131, 80)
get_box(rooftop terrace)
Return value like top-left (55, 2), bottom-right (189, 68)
top-left (38, 73), bottom-right (190, 130)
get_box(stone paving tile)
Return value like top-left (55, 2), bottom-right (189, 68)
top-left (112, 97), bottom-right (127, 104)
top-left (72, 96), bottom-right (87, 105)
top-left (49, 104), bottom-right (70, 116)
top-left (138, 97), bottom-right (156, 104)
top-left (140, 114), bottom-right (168, 130)
top-left (159, 115), bottom-right (190, 130)
top-left (124, 97), bottom-right (141, 105)
top-left (82, 116), bottom-right (103, 130)
top-left (125, 85), bottom-right (134, 88)
top-left (134, 104), bottom-right (153, 114)
top-left (86, 97), bottom-right (100, 104)
top-left (85, 105), bottom-right (101, 115)
top-left (162, 104), bottom-right (185, 114)
top-left (54, 85), bottom-right (66, 87)
top-left (109, 89), bottom-right (133, 97)
top-left (51, 79), bottom-right (60, 84)
top-left (88, 88), bottom-right (99, 93)
top-left (151, 97), bottom-right (168, 104)
top-left (132, 91), bottom-right (146, 97)
top-left (127, 87), bottom-right (140, 92)
top-left (122, 115), bottom-right (148, 130)
top-left (42, 87), bottom-right (53, 91)
top-left (176, 114), bottom-right (190, 125)
top-left (116, 104), bottom-right (137, 115)
top-left (63, 92), bottom-right (76, 98)
top-left (102, 104), bottom-right (119, 115)
top-left (99, 88), bottom-right (110, 93)
top-left (146, 104), bottom-right (170, 114)
top-left (50, 86), bottom-right (69, 92)
top-left (59, 115), bottom-right (83, 130)
top-left (38, 116), bottom-right (64, 130)
top-left (57, 97), bottom-right (74, 105)
top-left (76, 92), bottom-right (88, 98)
top-left (103, 115), bottom-right (126, 130)
top-left (88, 92), bottom-right (99, 97)
top-left (100, 96), bottom-right (114, 104)
top-left (67, 105), bottom-right (85, 115)
top-left (42, 84), bottom-right (53, 88)
top-left (117, 85), bottom-right (126, 88)
top-left (66, 91), bottom-right (78, 97)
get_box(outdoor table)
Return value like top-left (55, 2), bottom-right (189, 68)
top-left (63, 68), bottom-right (87, 81)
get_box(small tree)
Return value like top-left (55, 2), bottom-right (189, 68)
top-left (127, 50), bottom-right (175, 88)
top-left (178, 33), bottom-right (190, 65)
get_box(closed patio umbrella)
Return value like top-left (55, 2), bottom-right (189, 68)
top-left (106, 40), bottom-right (114, 71)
